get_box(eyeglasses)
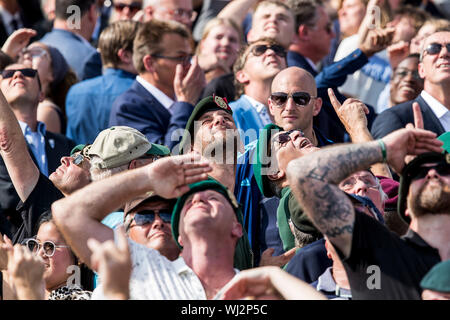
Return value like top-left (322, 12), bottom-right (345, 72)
top-left (1, 68), bottom-right (38, 79)
top-left (20, 47), bottom-right (48, 59)
top-left (339, 175), bottom-right (379, 191)
top-left (393, 68), bottom-right (422, 82)
top-left (421, 42), bottom-right (450, 59)
top-left (71, 152), bottom-right (88, 166)
top-left (114, 2), bottom-right (142, 12)
top-left (411, 163), bottom-right (450, 181)
top-left (272, 129), bottom-right (305, 148)
top-left (126, 209), bottom-right (172, 232)
top-left (23, 238), bottom-right (69, 257)
top-left (270, 91), bottom-right (317, 107)
top-left (249, 44), bottom-right (286, 58)
top-left (151, 54), bottom-right (192, 65)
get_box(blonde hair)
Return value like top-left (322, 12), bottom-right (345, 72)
top-left (196, 17), bottom-right (243, 56)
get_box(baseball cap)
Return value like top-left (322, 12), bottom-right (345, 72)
top-left (438, 132), bottom-right (450, 153)
top-left (253, 123), bottom-right (283, 198)
top-left (178, 95), bottom-right (233, 154)
top-left (70, 144), bottom-right (91, 156)
top-left (124, 192), bottom-right (176, 218)
top-left (88, 126), bottom-right (153, 169)
top-left (397, 152), bottom-right (450, 223)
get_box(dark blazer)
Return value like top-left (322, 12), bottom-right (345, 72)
top-left (109, 80), bottom-right (194, 150)
top-left (40, 29), bottom-right (102, 81)
top-left (371, 94), bottom-right (446, 139)
top-left (0, 131), bottom-right (75, 236)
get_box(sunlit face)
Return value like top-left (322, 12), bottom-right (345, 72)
top-left (200, 24), bottom-right (241, 69)
top-left (192, 109), bottom-right (237, 154)
top-left (18, 43), bottom-right (53, 92)
top-left (249, 3), bottom-right (295, 48)
top-left (387, 15), bottom-right (417, 43)
top-left (127, 201), bottom-right (180, 257)
top-left (390, 56), bottom-right (423, 106)
top-left (112, 0), bottom-right (143, 21)
top-left (147, 0), bottom-right (195, 29)
top-left (0, 63), bottom-right (42, 107)
top-left (49, 151), bottom-right (91, 195)
top-left (410, 23), bottom-right (436, 54)
top-left (418, 32), bottom-right (450, 86)
top-left (338, 0), bottom-right (366, 37)
top-left (36, 222), bottom-right (75, 291)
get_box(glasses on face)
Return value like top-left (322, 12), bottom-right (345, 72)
top-left (270, 91), bottom-right (317, 107)
top-left (71, 152), bottom-right (88, 166)
top-left (23, 238), bottom-right (69, 257)
top-left (151, 53), bottom-right (192, 65)
top-left (422, 42), bottom-right (450, 59)
top-left (21, 47), bottom-right (48, 59)
top-left (249, 44), bottom-right (286, 58)
top-left (411, 163), bottom-right (450, 181)
top-left (272, 129), bottom-right (305, 148)
top-left (114, 2), bottom-right (142, 13)
top-left (339, 175), bottom-right (379, 192)
top-left (1, 68), bottom-right (38, 79)
top-left (126, 209), bottom-right (172, 232)
top-left (163, 8), bottom-right (197, 22)
top-left (393, 68), bottom-right (422, 82)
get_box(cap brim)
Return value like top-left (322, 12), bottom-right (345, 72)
top-left (146, 143), bottom-right (170, 156)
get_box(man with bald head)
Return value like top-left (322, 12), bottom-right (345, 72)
top-left (234, 66), bottom-right (332, 266)
top-left (372, 30), bottom-right (450, 139)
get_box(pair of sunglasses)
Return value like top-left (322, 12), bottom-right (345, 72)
top-left (270, 91), bottom-right (317, 107)
top-left (250, 44), bottom-right (286, 58)
top-left (1, 68), bottom-right (38, 79)
top-left (411, 162), bottom-right (450, 181)
top-left (126, 209), bottom-right (172, 232)
top-left (422, 42), bottom-right (450, 58)
top-left (23, 238), bottom-right (69, 257)
top-left (114, 2), bottom-right (141, 12)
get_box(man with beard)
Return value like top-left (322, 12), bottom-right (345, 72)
top-left (287, 127), bottom-right (448, 299)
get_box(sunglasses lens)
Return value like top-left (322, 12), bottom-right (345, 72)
top-left (159, 212), bottom-right (172, 223)
top-left (43, 242), bottom-right (55, 256)
top-left (427, 43), bottom-right (442, 55)
top-left (134, 214), bottom-right (155, 226)
top-left (253, 45), bottom-right (268, 56)
top-left (271, 45), bottom-right (286, 57)
top-left (270, 93), bottom-right (287, 106)
top-left (292, 92), bottom-right (311, 105)
top-left (276, 133), bottom-right (291, 145)
top-left (1, 70), bottom-right (15, 78)
top-left (26, 239), bottom-right (38, 252)
top-left (22, 69), bottom-right (37, 77)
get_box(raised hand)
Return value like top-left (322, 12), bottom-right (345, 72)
top-left (147, 153), bottom-right (212, 199)
top-left (174, 56), bottom-right (206, 105)
top-left (359, 26), bottom-right (395, 58)
top-left (87, 226), bottom-right (131, 300)
top-left (7, 244), bottom-right (45, 300)
top-left (0, 233), bottom-right (13, 270)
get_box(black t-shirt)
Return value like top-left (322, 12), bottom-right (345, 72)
top-left (12, 173), bottom-right (63, 244)
top-left (338, 210), bottom-right (441, 300)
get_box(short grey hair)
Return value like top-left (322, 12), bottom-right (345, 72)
top-left (89, 156), bottom-right (129, 181)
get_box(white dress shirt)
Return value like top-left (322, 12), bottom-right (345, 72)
top-left (136, 76), bottom-right (175, 114)
top-left (421, 90), bottom-right (450, 132)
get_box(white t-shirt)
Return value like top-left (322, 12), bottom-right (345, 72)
top-left (92, 233), bottom-right (238, 300)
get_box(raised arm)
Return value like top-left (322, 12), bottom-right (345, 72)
top-left (52, 154), bottom-right (211, 269)
top-left (0, 90), bottom-right (40, 202)
top-left (286, 128), bottom-right (443, 257)
top-left (217, 0), bottom-right (258, 27)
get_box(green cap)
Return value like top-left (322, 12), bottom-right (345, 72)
top-left (397, 152), bottom-right (450, 223)
top-left (253, 123), bottom-right (283, 198)
top-left (70, 144), bottom-right (90, 156)
top-left (420, 260), bottom-right (450, 293)
top-left (438, 132), bottom-right (450, 153)
top-left (88, 126), bottom-right (152, 169)
top-left (171, 178), bottom-right (253, 270)
top-left (178, 95), bottom-right (233, 154)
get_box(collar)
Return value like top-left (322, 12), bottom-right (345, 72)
top-left (280, 186), bottom-right (291, 198)
top-left (304, 56), bottom-right (318, 72)
top-left (0, 7), bottom-right (20, 25)
top-left (136, 76), bottom-right (174, 111)
top-left (171, 256), bottom-right (193, 275)
top-left (401, 229), bottom-right (440, 252)
top-left (243, 95), bottom-right (268, 113)
top-left (420, 90), bottom-right (449, 119)
top-left (18, 120), bottom-right (46, 136)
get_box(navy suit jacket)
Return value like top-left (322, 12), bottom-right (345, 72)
top-left (0, 131), bottom-right (75, 238)
top-left (287, 49), bottom-right (377, 143)
top-left (371, 94), bottom-right (446, 139)
top-left (109, 80), bottom-right (194, 150)
top-left (40, 29), bottom-right (102, 81)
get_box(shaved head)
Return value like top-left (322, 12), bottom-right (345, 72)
top-left (271, 67), bottom-right (317, 96)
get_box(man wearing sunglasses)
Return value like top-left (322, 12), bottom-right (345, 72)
top-left (123, 194), bottom-right (180, 261)
top-left (0, 63), bottom-right (76, 244)
top-left (372, 30), bottom-right (450, 140)
top-left (287, 127), bottom-right (448, 299)
top-left (230, 38), bottom-right (287, 144)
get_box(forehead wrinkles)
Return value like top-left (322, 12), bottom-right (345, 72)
top-left (423, 32), bottom-right (450, 50)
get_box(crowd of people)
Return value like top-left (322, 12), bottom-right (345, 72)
top-left (0, 0), bottom-right (449, 301)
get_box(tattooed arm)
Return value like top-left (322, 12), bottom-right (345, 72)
top-left (286, 128), bottom-right (443, 258)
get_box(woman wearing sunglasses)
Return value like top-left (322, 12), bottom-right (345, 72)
top-left (3, 211), bottom-right (92, 300)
